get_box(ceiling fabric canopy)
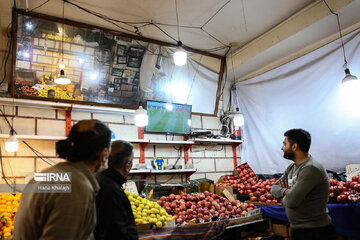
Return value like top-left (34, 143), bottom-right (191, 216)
top-left (233, 29), bottom-right (360, 174)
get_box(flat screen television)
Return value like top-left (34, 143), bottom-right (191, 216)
top-left (145, 101), bottom-right (192, 135)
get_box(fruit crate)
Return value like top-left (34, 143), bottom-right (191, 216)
top-left (215, 176), bottom-right (234, 197)
top-left (234, 163), bottom-right (259, 184)
top-left (185, 178), bottom-right (214, 193)
top-left (227, 210), bottom-right (262, 227)
top-left (144, 183), bottom-right (186, 200)
top-left (245, 200), bottom-right (283, 206)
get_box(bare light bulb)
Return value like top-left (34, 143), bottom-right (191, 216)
top-left (134, 106), bottom-right (148, 127)
top-left (173, 41), bottom-right (187, 66)
top-left (59, 60), bottom-right (65, 69)
top-left (5, 130), bottom-right (18, 152)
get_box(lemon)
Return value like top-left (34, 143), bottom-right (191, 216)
top-left (156, 221), bottom-right (163, 228)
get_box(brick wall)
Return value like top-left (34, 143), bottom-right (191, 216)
top-left (0, 104), bottom-right (241, 184)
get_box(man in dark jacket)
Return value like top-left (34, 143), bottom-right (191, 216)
top-left (94, 140), bottom-right (138, 240)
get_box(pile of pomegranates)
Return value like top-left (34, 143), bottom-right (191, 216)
top-left (157, 192), bottom-right (257, 224)
top-left (329, 175), bottom-right (360, 203)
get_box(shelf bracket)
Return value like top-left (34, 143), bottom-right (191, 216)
top-left (138, 127), bottom-right (148, 164)
top-left (183, 135), bottom-right (193, 181)
top-left (65, 106), bottom-right (72, 136)
top-left (232, 142), bottom-right (242, 169)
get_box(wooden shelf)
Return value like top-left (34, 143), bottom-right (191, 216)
top-left (0, 135), bottom-right (240, 146)
top-left (129, 169), bottom-right (196, 179)
top-left (193, 138), bottom-right (243, 145)
top-left (118, 139), bottom-right (194, 145)
top-left (0, 134), bottom-right (65, 141)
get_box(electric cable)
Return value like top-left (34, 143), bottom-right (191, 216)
top-left (323, 0), bottom-right (348, 66)
top-left (0, 146), bottom-right (21, 192)
top-left (0, 108), bottom-right (56, 165)
top-left (0, 10), bottom-right (14, 86)
top-left (56, 0), bottom-right (231, 53)
top-left (29, 0), bottom-right (51, 12)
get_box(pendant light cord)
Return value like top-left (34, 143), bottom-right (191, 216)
top-left (61, 0), bottom-right (65, 62)
top-left (324, 0), bottom-right (347, 67)
top-left (175, 0), bottom-right (180, 42)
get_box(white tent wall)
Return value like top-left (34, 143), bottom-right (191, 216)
top-left (233, 29), bottom-right (360, 174)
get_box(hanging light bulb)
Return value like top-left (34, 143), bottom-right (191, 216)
top-left (342, 68), bottom-right (358, 85)
top-left (324, 2), bottom-right (359, 92)
top-left (55, 69), bottom-right (71, 85)
top-left (134, 106), bottom-right (148, 127)
top-left (173, 41), bottom-right (187, 66)
top-left (54, 1), bottom-right (70, 85)
top-left (173, 0), bottom-right (187, 66)
top-left (5, 130), bottom-right (18, 152)
top-left (233, 113), bottom-right (244, 127)
top-left (233, 107), bottom-right (245, 127)
top-left (58, 59), bottom-right (65, 69)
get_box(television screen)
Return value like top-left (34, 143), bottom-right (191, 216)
top-left (145, 101), bottom-right (192, 135)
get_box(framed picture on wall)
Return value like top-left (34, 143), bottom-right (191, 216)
top-left (117, 56), bottom-right (127, 64)
top-left (117, 45), bottom-right (126, 56)
top-left (111, 68), bottom-right (124, 77)
top-left (134, 71), bottom-right (140, 79)
top-left (127, 47), bottom-right (145, 57)
top-left (127, 57), bottom-right (142, 68)
top-left (114, 78), bottom-right (121, 84)
top-left (121, 77), bottom-right (130, 84)
top-left (132, 85), bottom-right (139, 92)
top-left (95, 49), bottom-right (111, 64)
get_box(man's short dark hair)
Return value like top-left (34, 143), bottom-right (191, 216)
top-left (108, 140), bottom-right (133, 169)
top-left (284, 128), bottom-right (311, 152)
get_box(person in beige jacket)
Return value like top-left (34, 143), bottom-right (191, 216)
top-left (14, 119), bottom-right (111, 240)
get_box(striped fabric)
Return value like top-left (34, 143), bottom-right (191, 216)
top-left (139, 221), bottom-right (227, 240)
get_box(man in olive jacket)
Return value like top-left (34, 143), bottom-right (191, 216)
top-left (94, 140), bottom-right (138, 240)
top-left (271, 129), bottom-right (336, 240)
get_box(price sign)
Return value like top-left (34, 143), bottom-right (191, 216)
top-left (346, 164), bottom-right (360, 181)
top-left (123, 181), bottom-right (139, 195)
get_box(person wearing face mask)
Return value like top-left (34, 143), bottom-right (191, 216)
top-left (94, 140), bottom-right (138, 240)
top-left (14, 120), bottom-right (111, 240)
top-left (271, 128), bottom-right (337, 240)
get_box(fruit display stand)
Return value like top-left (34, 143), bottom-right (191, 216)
top-left (138, 221), bottom-right (226, 240)
top-left (259, 202), bottom-right (360, 238)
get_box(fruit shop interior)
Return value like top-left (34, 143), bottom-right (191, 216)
top-left (1, 0), bottom-right (360, 239)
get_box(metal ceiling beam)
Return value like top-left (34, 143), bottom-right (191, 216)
top-left (226, 0), bottom-right (354, 74)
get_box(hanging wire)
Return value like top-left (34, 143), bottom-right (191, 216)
top-left (323, 0), bottom-right (348, 67)
top-left (30, 0), bottom-right (51, 12)
top-left (175, 0), bottom-right (180, 42)
top-left (61, 1), bottom-right (65, 63)
top-left (241, 0), bottom-right (248, 32)
top-left (61, 0), bottom-right (231, 52)
top-left (201, 0), bottom-right (231, 29)
top-left (185, 56), bottom-right (202, 104)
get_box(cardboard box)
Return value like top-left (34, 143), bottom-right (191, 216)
top-left (271, 223), bottom-right (290, 238)
top-left (215, 185), bottom-right (233, 197)
top-left (215, 176), bottom-right (233, 197)
top-left (136, 223), bottom-right (152, 231)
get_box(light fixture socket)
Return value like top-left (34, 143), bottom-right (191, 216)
top-left (5, 130), bottom-right (19, 152)
top-left (55, 69), bottom-right (71, 85)
top-left (342, 68), bottom-right (358, 84)
top-left (134, 106), bottom-right (149, 127)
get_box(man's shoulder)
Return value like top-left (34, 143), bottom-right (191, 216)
top-left (303, 156), bottom-right (326, 171)
top-left (97, 171), bottom-right (123, 192)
